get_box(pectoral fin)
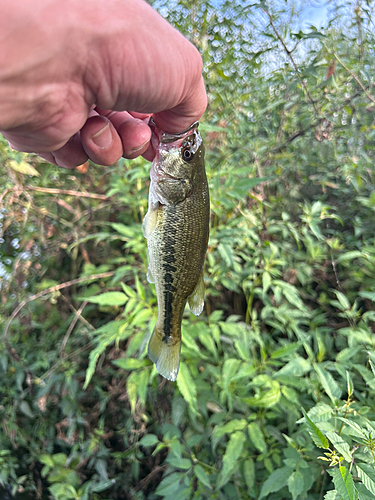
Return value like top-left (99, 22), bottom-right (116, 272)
top-left (142, 205), bottom-right (158, 239)
top-left (188, 271), bottom-right (205, 316)
top-left (148, 324), bottom-right (181, 381)
top-left (147, 267), bottom-right (154, 284)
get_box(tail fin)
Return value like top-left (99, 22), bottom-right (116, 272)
top-left (148, 324), bottom-right (181, 381)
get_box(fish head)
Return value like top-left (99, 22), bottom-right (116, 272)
top-left (150, 120), bottom-right (205, 182)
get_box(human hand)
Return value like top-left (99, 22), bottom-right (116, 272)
top-left (0, 0), bottom-right (206, 167)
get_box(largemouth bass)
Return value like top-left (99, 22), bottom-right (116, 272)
top-left (143, 121), bottom-right (210, 381)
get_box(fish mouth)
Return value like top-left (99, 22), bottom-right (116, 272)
top-left (149, 118), bottom-right (199, 146)
top-left (159, 122), bottom-right (199, 144)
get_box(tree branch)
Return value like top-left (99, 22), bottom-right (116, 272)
top-left (59, 300), bottom-right (89, 358)
top-left (333, 51), bottom-right (375, 104)
top-left (23, 186), bottom-right (110, 200)
top-left (269, 91), bottom-right (362, 155)
top-left (263, 7), bottom-right (320, 115)
top-left (2, 271), bottom-right (114, 362)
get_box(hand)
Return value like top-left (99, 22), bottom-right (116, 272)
top-left (0, 0), bottom-right (206, 167)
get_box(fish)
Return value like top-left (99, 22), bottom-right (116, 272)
top-left (142, 120), bottom-right (210, 381)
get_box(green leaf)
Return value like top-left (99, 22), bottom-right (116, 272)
top-left (39, 454), bottom-right (54, 467)
top-left (314, 364), bottom-right (342, 403)
top-left (275, 357), bottom-right (311, 378)
top-left (243, 458), bottom-right (255, 492)
top-left (259, 466), bottom-right (293, 499)
top-left (337, 251), bottom-right (364, 263)
top-left (8, 160), bottom-right (40, 176)
top-left (306, 403), bottom-right (334, 423)
top-left (262, 271), bottom-right (272, 292)
top-left (211, 419), bottom-right (247, 452)
top-left (199, 123), bottom-right (226, 132)
top-left (194, 464), bottom-right (212, 490)
top-left (346, 370), bottom-right (354, 397)
top-left (167, 457), bottom-right (192, 470)
top-left (221, 357), bottom-right (242, 390)
top-left (139, 434), bottom-right (159, 447)
top-left (218, 243), bottom-right (235, 268)
top-left (271, 342), bottom-right (302, 359)
top-left (328, 466), bottom-right (356, 500)
top-left (356, 463), bottom-right (375, 495)
top-left (83, 320), bottom-right (132, 389)
top-left (135, 275), bottom-right (146, 301)
top-left (356, 482), bottom-right (375, 500)
top-left (155, 472), bottom-right (185, 496)
top-left (127, 371), bottom-right (138, 414)
top-left (358, 291), bottom-right (375, 301)
top-left (111, 223), bottom-right (135, 237)
top-left (51, 453), bottom-right (68, 466)
top-left (121, 283), bottom-right (137, 298)
top-left (287, 470), bottom-right (304, 500)
top-left (198, 328), bottom-right (217, 357)
top-left (303, 31), bottom-right (326, 39)
top-left (19, 401), bottom-right (34, 418)
top-left (324, 491), bottom-right (340, 500)
top-left (91, 479), bottom-right (116, 493)
top-left (112, 358), bottom-right (149, 370)
top-left (213, 419), bottom-right (247, 439)
top-left (137, 368), bottom-right (149, 407)
top-left (326, 432), bottom-right (352, 462)
top-left (334, 291), bottom-right (351, 311)
top-left (132, 308), bottom-right (153, 325)
top-left (248, 422), bottom-right (267, 454)
top-left (273, 280), bottom-right (308, 312)
top-left (83, 291), bottom-right (128, 306)
top-left (95, 458), bottom-right (108, 480)
top-left (337, 418), bottom-right (365, 440)
top-left (49, 483), bottom-right (78, 499)
top-left (302, 408), bottom-right (329, 449)
top-left (244, 379), bottom-right (281, 407)
top-left (177, 364), bottom-right (198, 416)
top-left (217, 431), bottom-right (246, 489)
top-left (161, 488), bottom-right (191, 500)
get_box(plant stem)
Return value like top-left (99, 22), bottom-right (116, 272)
top-left (3, 271), bottom-right (114, 362)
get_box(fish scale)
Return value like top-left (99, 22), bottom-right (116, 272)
top-left (143, 122), bottom-right (209, 381)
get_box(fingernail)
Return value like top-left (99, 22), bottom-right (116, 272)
top-left (129, 139), bottom-right (150, 154)
top-left (92, 123), bottom-right (112, 148)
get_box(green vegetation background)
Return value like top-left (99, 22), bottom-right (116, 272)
top-left (1, 1), bottom-right (375, 499)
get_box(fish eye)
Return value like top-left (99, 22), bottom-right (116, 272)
top-left (182, 147), bottom-right (194, 162)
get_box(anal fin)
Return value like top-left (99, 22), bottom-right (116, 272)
top-left (188, 271), bottom-right (205, 316)
top-left (148, 324), bottom-right (181, 381)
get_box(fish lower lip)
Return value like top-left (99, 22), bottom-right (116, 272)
top-left (148, 117), bottom-right (199, 144)
top-left (160, 122), bottom-right (199, 144)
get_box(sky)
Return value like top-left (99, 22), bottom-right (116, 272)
top-left (302, 1), bottom-right (330, 29)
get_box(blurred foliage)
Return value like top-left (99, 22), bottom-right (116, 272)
top-left (1, 0), bottom-right (375, 499)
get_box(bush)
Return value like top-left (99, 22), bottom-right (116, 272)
top-left (1, 1), bottom-right (375, 499)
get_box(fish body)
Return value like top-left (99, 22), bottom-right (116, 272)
top-left (143, 121), bottom-right (209, 381)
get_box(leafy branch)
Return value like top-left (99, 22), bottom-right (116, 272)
top-left (2, 271), bottom-right (114, 362)
top-left (332, 51), bottom-right (375, 104)
top-left (261, 6), bottom-right (320, 116)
